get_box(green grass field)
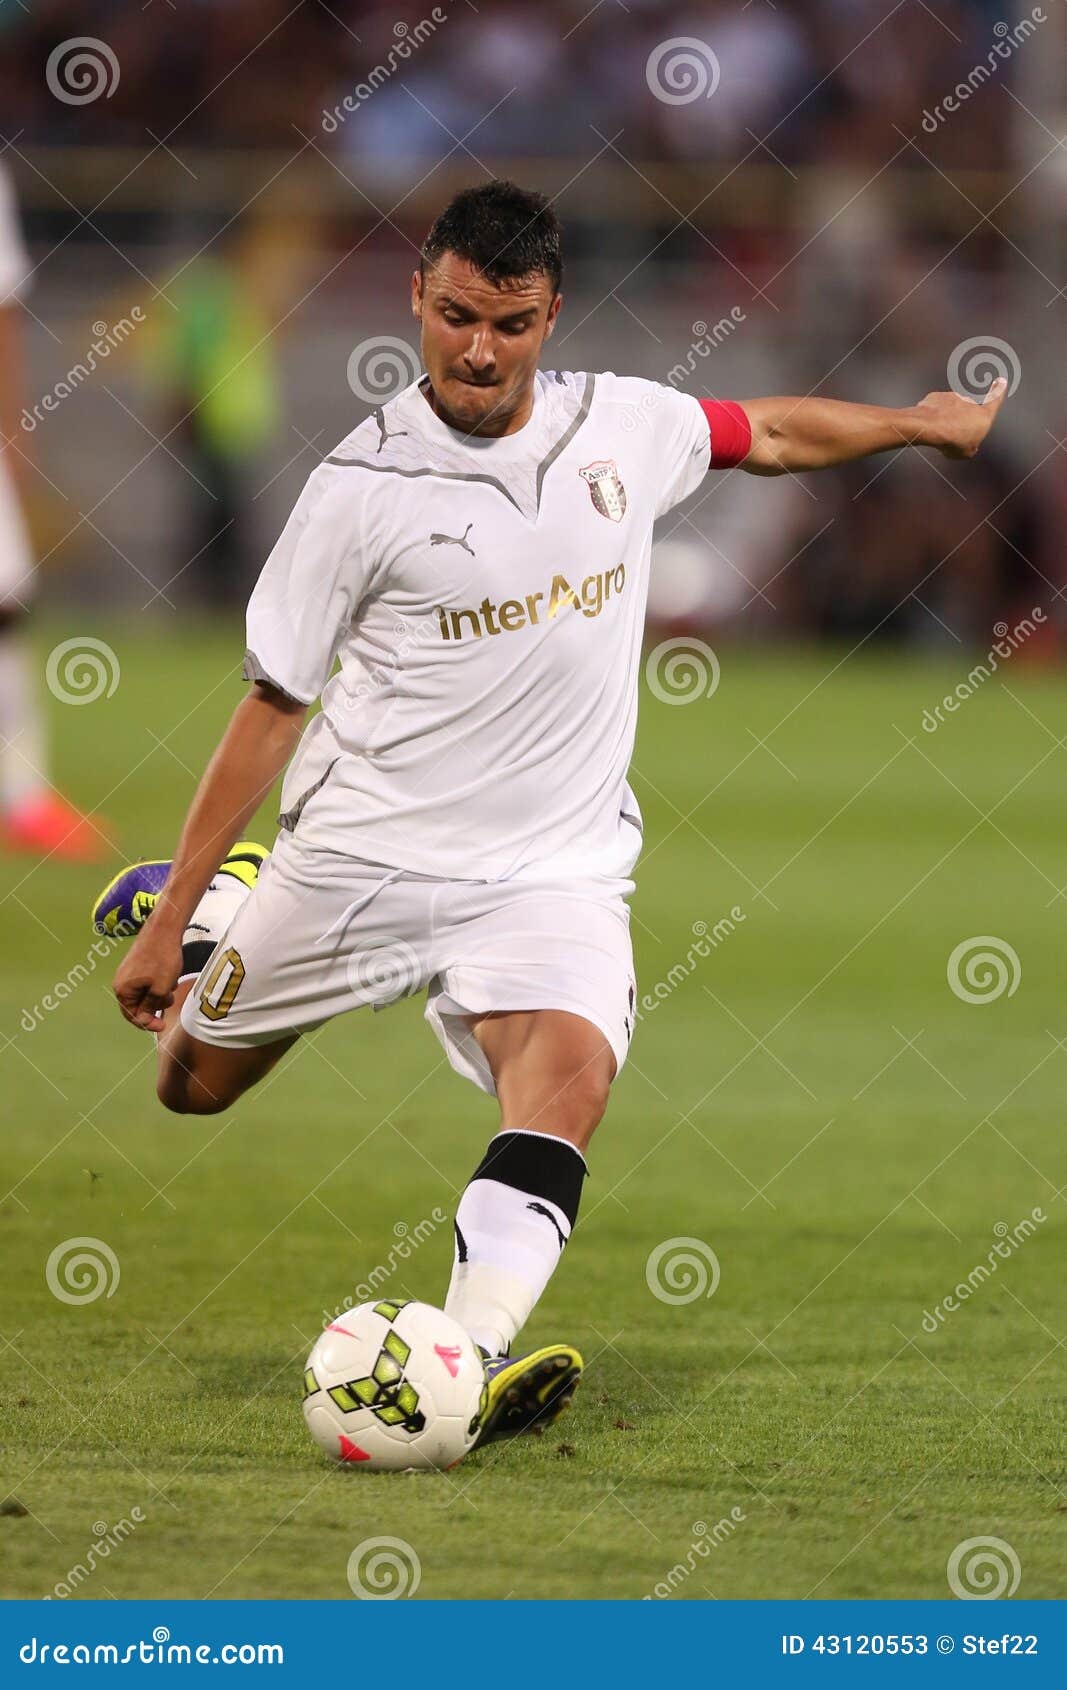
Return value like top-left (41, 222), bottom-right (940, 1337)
top-left (2, 621), bottom-right (1064, 1601)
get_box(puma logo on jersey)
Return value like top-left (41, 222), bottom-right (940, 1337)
top-left (429, 522), bottom-right (475, 556)
top-left (373, 407), bottom-right (408, 454)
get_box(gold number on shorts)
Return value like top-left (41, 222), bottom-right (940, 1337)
top-left (198, 946), bottom-right (246, 1022)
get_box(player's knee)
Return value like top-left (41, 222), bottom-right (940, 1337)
top-left (155, 1066), bottom-right (232, 1116)
top-left (545, 1060), bottom-right (612, 1137)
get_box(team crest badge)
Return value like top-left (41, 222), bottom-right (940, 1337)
top-left (579, 459), bottom-right (627, 523)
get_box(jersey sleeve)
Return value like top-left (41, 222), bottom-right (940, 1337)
top-left (0, 163), bottom-right (32, 305)
top-left (653, 388), bottom-right (753, 518)
top-left (652, 387), bottom-right (712, 517)
top-left (243, 463), bottom-right (378, 705)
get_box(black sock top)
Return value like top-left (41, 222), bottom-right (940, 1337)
top-left (468, 1130), bottom-right (587, 1229)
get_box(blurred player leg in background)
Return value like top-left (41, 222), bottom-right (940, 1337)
top-left (0, 164), bottom-right (108, 860)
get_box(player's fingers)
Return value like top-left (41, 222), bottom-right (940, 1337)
top-left (981, 375), bottom-right (1008, 408)
top-left (129, 1001), bottom-right (165, 1031)
top-left (127, 997), bottom-right (168, 1031)
top-left (117, 998), bottom-right (155, 1031)
top-left (115, 981), bottom-right (165, 1031)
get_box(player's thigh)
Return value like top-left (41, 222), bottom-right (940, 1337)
top-left (471, 1008), bottom-right (617, 1146)
top-left (178, 834), bottom-right (425, 1051)
top-left (428, 880), bottom-right (635, 1116)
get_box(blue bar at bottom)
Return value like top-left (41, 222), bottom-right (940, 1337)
top-left (1, 1599), bottom-right (1063, 1682)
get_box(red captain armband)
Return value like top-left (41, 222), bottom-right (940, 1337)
top-left (698, 399), bottom-right (752, 468)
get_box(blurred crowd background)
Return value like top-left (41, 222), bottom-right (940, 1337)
top-left (2, 0), bottom-right (1065, 649)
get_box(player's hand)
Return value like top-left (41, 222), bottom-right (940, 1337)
top-left (914, 376), bottom-right (1008, 459)
top-left (112, 928), bottom-right (183, 1032)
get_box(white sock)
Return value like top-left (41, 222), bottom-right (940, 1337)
top-left (0, 629), bottom-right (48, 809)
top-left (444, 1129), bottom-right (587, 1357)
top-left (177, 874), bottom-right (253, 982)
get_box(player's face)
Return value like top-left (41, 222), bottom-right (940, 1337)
top-left (412, 255), bottom-right (561, 437)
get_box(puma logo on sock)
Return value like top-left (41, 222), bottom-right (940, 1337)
top-left (526, 1201), bottom-right (568, 1251)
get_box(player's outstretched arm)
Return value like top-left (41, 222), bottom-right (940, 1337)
top-left (738, 376), bottom-right (1008, 476)
top-left (112, 681), bottom-right (306, 1030)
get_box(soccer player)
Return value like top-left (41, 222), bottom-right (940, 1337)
top-left (0, 160), bottom-right (107, 860)
top-left (94, 181), bottom-right (1006, 1448)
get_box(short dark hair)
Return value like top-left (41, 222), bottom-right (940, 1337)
top-left (421, 180), bottom-right (562, 294)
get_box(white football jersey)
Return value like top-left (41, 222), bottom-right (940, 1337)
top-left (245, 370), bottom-right (719, 881)
top-left (0, 162), bottom-right (31, 305)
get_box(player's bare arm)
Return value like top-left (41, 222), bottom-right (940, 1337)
top-left (738, 375), bottom-right (1008, 475)
top-left (111, 681), bottom-right (305, 1031)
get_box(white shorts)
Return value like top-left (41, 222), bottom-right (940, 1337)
top-left (179, 830), bottom-right (637, 1096)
